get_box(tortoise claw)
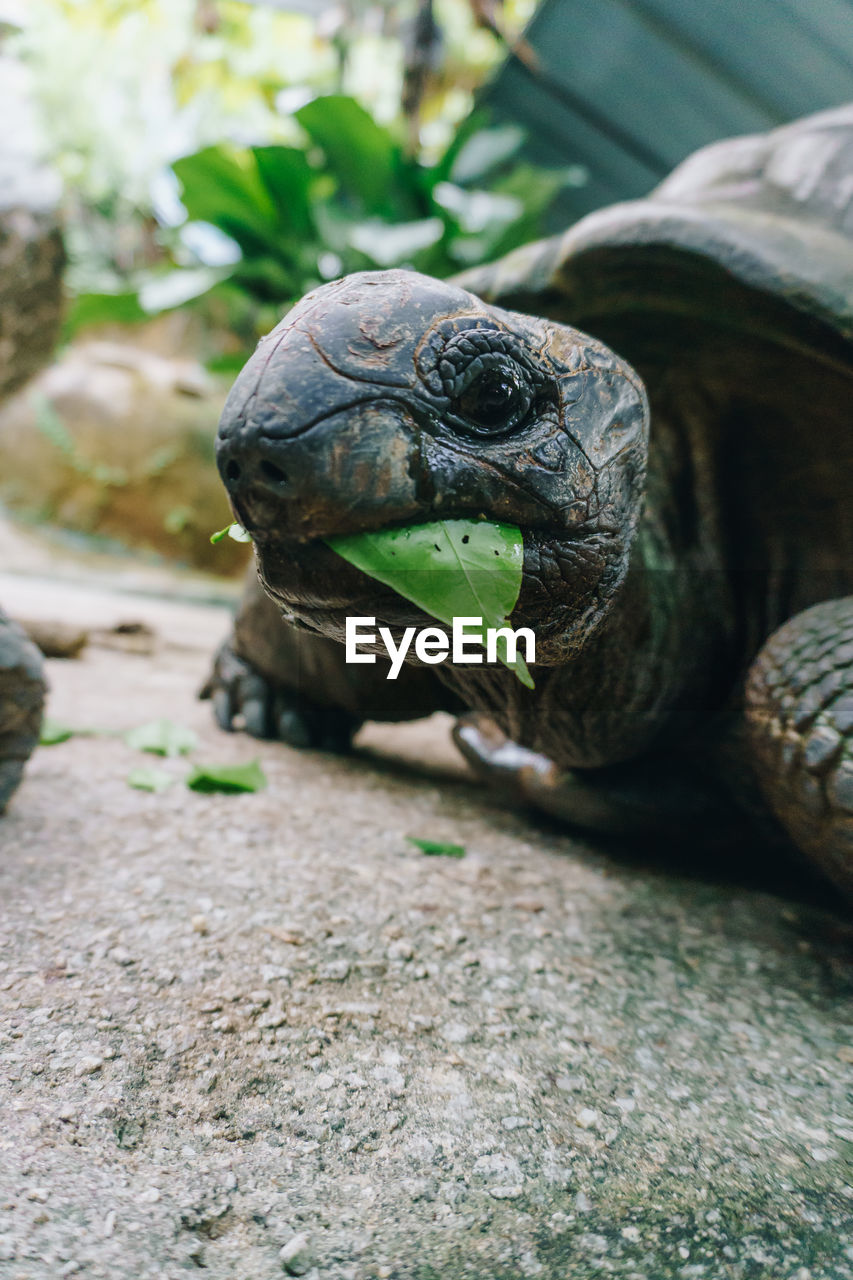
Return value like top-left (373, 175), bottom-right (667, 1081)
top-left (453, 712), bottom-right (557, 801)
top-left (202, 639), bottom-right (358, 752)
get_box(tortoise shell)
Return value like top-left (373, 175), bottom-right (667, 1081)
top-left (460, 104), bottom-right (853, 635)
top-left (460, 103), bottom-right (853, 353)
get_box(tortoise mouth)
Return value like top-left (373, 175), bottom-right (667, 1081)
top-left (251, 519), bottom-right (617, 656)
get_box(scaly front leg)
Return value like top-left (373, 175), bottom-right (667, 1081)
top-left (202, 570), bottom-right (457, 750)
top-left (745, 596), bottom-right (853, 901)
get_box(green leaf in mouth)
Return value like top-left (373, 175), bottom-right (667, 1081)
top-left (326, 519), bottom-right (533, 688)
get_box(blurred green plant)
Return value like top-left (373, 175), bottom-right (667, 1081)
top-left (65, 94), bottom-right (571, 365)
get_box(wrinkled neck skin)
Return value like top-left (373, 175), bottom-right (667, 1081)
top-left (436, 374), bottom-right (739, 770)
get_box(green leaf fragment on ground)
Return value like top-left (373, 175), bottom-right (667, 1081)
top-left (124, 719), bottom-right (198, 758)
top-left (406, 837), bottom-right (466, 859)
top-left (210, 522), bottom-right (252, 544)
top-left (127, 767), bottom-right (174, 793)
top-left (185, 759), bottom-right (267, 794)
top-left (326, 519), bottom-right (533, 687)
top-left (40, 718), bottom-right (74, 745)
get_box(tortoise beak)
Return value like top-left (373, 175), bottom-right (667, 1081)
top-left (217, 398), bottom-right (423, 543)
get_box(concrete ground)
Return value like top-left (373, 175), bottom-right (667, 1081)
top-left (0, 553), bottom-right (851, 1280)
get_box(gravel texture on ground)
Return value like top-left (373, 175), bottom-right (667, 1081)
top-left (0, 572), bottom-right (851, 1280)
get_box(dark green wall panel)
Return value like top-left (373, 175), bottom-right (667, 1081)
top-left (480, 0), bottom-right (853, 230)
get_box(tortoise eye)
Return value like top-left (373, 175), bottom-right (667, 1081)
top-left (455, 364), bottom-right (532, 434)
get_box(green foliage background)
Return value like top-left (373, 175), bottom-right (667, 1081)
top-left (12, 0), bottom-right (569, 365)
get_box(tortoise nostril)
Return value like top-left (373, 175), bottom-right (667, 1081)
top-left (225, 459), bottom-right (241, 483)
top-left (260, 459), bottom-right (288, 485)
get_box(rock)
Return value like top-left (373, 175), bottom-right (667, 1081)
top-left (12, 617), bottom-right (88, 659)
top-left (489, 1184), bottom-right (524, 1199)
top-left (279, 1232), bottom-right (313, 1275)
top-left (74, 1055), bottom-right (104, 1076)
top-left (0, 340), bottom-right (245, 573)
top-left (257, 1007), bottom-right (287, 1030)
top-left (440, 1020), bottom-right (470, 1044)
top-left (371, 1064), bottom-right (405, 1095)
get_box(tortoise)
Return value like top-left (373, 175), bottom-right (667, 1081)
top-left (0, 113), bottom-right (62, 814)
top-left (204, 104), bottom-right (853, 903)
top-left (0, 611), bottom-right (46, 813)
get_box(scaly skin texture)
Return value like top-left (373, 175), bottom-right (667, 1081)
top-left (0, 611), bottom-right (46, 813)
top-left (203, 570), bottom-right (459, 749)
top-left (206, 106), bottom-right (853, 905)
top-left (745, 599), bottom-right (853, 898)
top-left (203, 268), bottom-right (853, 905)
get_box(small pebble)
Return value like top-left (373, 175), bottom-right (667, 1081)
top-left (576, 1108), bottom-right (598, 1129)
top-left (279, 1231), bottom-right (312, 1275)
top-left (258, 1007), bottom-right (287, 1030)
top-left (440, 1021), bottom-right (470, 1044)
top-left (489, 1184), bottom-right (523, 1199)
top-left (371, 1065), bottom-right (405, 1095)
top-left (386, 940), bottom-right (414, 962)
top-left (74, 1055), bottom-right (103, 1077)
top-left (191, 915), bottom-right (209, 935)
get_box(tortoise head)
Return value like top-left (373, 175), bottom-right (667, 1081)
top-left (217, 269), bottom-right (648, 661)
